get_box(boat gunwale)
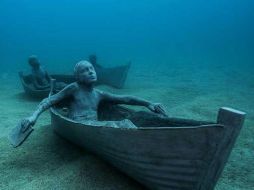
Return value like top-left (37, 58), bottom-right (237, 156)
top-left (50, 107), bottom-right (224, 130)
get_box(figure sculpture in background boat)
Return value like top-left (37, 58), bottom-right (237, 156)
top-left (28, 55), bottom-right (51, 90)
top-left (28, 55), bottom-right (66, 91)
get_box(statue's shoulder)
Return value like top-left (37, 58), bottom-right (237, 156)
top-left (94, 88), bottom-right (106, 97)
top-left (94, 88), bottom-right (101, 94)
top-left (64, 82), bottom-right (79, 92)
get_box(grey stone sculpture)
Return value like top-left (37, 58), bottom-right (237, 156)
top-left (10, 60), bottom-right (167, 147)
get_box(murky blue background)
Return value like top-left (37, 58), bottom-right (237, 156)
top-left (0, 0), bottom-right (253, 74)
top-left (0, 1), bottom-right (254, 189)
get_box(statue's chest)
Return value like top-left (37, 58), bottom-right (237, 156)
top-left (73, 90), bottom-right (99, 109)
top-left (34, 70), bottom-right (46, 79)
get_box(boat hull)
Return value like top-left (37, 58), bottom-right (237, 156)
top-left (95, 62), bottom-right (131, 88)
top-left (50, 105), bottom-right (245, 190)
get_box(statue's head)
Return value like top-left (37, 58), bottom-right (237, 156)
top-left (74, 60), bottom-right (97, 84)
top-left (88, 54), bottom-right (97, 65)
top-left (28, 55), bottom-right (40, 68)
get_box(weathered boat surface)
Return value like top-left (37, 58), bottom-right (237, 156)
top-left (19, 63), bottom-right (130, 98)
top-left (50, 102), bottom-right (245, 190)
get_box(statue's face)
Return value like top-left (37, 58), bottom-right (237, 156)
top-left (77, 62), bottom-right (97, 84)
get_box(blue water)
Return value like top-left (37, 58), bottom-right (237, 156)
top-left (0, 1), bottom-right (254, 189)
top-left (0, 0), bottom-right (253, 74)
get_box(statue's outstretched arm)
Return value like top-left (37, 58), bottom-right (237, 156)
top-left (100, 91), bottom-right (168, 116)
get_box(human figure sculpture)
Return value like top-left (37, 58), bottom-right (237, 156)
top-left (28, 55), bottom-right (66, 90)
top-left (22, 60), bottom-right (167, 128)
top-left (28, 55), bottom-right (51, 90)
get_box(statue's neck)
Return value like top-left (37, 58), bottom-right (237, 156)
top-left (78, 82), bottom-right (94, 91)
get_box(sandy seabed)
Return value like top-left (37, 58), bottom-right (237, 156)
top-left (0, 67), bottom-right (253, 190)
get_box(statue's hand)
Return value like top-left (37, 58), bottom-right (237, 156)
top-left (21, 116), bottom-right (36, 132)
top-left (148, 103), bottom-right (168, 117)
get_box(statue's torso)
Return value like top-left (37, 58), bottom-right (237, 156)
top-left (32, 67), bottom-right (49, 85)
top-left (69, 88), bottom-right (101, 121)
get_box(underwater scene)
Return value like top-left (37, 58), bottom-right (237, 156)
top-left (0, 0), bottom-right (253, 189)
